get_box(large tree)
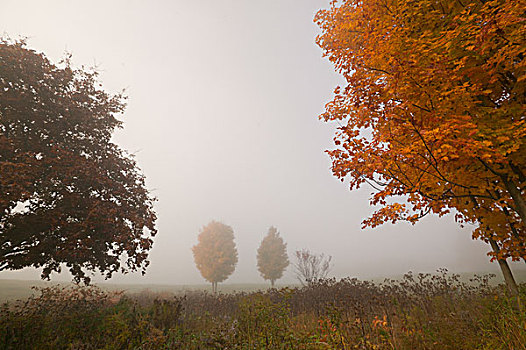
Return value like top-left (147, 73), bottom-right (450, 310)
top-left (315, 0), bottom-right (525, 292)
top-left (0, 40), bottom-right (157, 283)
top-left (192, 221), bottom-right (238, 293)
top-left (257, 226), bottom-right (289, 287)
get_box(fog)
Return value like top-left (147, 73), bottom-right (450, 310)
top-left (1, 0), bottom-right (519, 285)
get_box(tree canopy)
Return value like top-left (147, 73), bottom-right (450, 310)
top-left (192, 221), bottom-right (238, 293)
top-left (0, 40), bottom-right (157, 283)
top-left (315, 0), bottom-right (525, 261)
top-left (257, 226), bottom-right (289, 287)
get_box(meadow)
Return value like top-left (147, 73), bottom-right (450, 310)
top-left (1, 270), bottom-right (525, 349)
top-left (0, 279), bottom-right (276, 303)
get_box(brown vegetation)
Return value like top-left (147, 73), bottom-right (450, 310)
top-left (1, 270), bottom-right (524, 349)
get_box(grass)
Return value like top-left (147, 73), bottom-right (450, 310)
top-left (1, 270), bottom-right (525, 349)
top-left (0, 279), bottom-right (291, 302)
top-left (2, 269), bottom-right (525, 302)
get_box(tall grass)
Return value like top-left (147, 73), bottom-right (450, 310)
top-left (1, 270), bottom-right (524, 349)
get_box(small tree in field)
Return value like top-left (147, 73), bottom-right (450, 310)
top-left (257, 226), bottom-right (289, 287)
top-left (192, 221), bottom-right (238, 293)
top-left (293, 249), bottom-right (332, 286)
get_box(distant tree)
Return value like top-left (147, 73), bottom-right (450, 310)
top-left (256, 226), bottom-right (289, 287)
top-left (192, 221), bottom-right (238, 293)
top-left (0, 39), bottom-right (157, 284)
top-left (293, 249), bottom-right (332, 286)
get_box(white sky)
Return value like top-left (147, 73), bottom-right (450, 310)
top-left (1, 0), bottom-right (519, 285)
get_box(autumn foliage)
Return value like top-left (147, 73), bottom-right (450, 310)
top-left (0, 40), bottom-right (157, 283)
top-left (192, 221), bottom-right (238, 293)
top-left (256, 226), bottom-right (289, 287)
top-left (315, 0), bottom-right (525, 261)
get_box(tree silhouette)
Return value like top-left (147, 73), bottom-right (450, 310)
top-left (0, 39), bottom-right (157, 283)
top-left (293, 249), bottom-right (332, 286)
top-left (192, 221), bottom-right (238, 293)
top-left (257, 226), bottom-right (289, 287)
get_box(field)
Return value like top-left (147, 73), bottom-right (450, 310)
top-left (2, 268), bottom-right (526, 302)
top-left (1, 270), bottom-right (525, 349)
top-left (0, 280), bottom-right (290, 303)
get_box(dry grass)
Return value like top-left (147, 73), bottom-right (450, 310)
top-left (1, 270), bottom-right (525, 349)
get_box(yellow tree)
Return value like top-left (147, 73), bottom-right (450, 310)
top-left (257, 226), bottom-right (289, 287)
top-left (316, 0), bottom-right (525, 293)
top-left (192, 221), bottom-right (238, 293)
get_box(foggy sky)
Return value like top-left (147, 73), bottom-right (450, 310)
top-left (1, 0), bottom-right (518, 285)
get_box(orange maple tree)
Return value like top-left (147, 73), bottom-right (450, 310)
top-left (257, 226), bottom-right (289, 287)
top-left (0, 40), bottom-right (157, 283)
top-left (192, 221), bottom-right (238, 293)
top-left (315, 0), bottom-right (525, 280)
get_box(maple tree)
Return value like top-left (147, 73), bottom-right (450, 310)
top-left (315, 0), bottom-right (525, 292)
top-left (192, 221), bottom-right (238, 293)
top-left (256, 226), bottom-right (289, 287)
top-left (0, 40), bottom-right (157, 283)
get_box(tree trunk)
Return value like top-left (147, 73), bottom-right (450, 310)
top-left (212, 281), bottom-right (217, 294)
top-left (489, 238), bottom-right (519, 296)
top-left (469, 194), bottom-right (522, 291)
top-left (271, 279), bottom-right (275, 288)
top-left (501, 175), bottom-right (526, 226)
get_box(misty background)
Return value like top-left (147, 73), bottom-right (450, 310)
top-left (1, 0), bottom-right (520, 285)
